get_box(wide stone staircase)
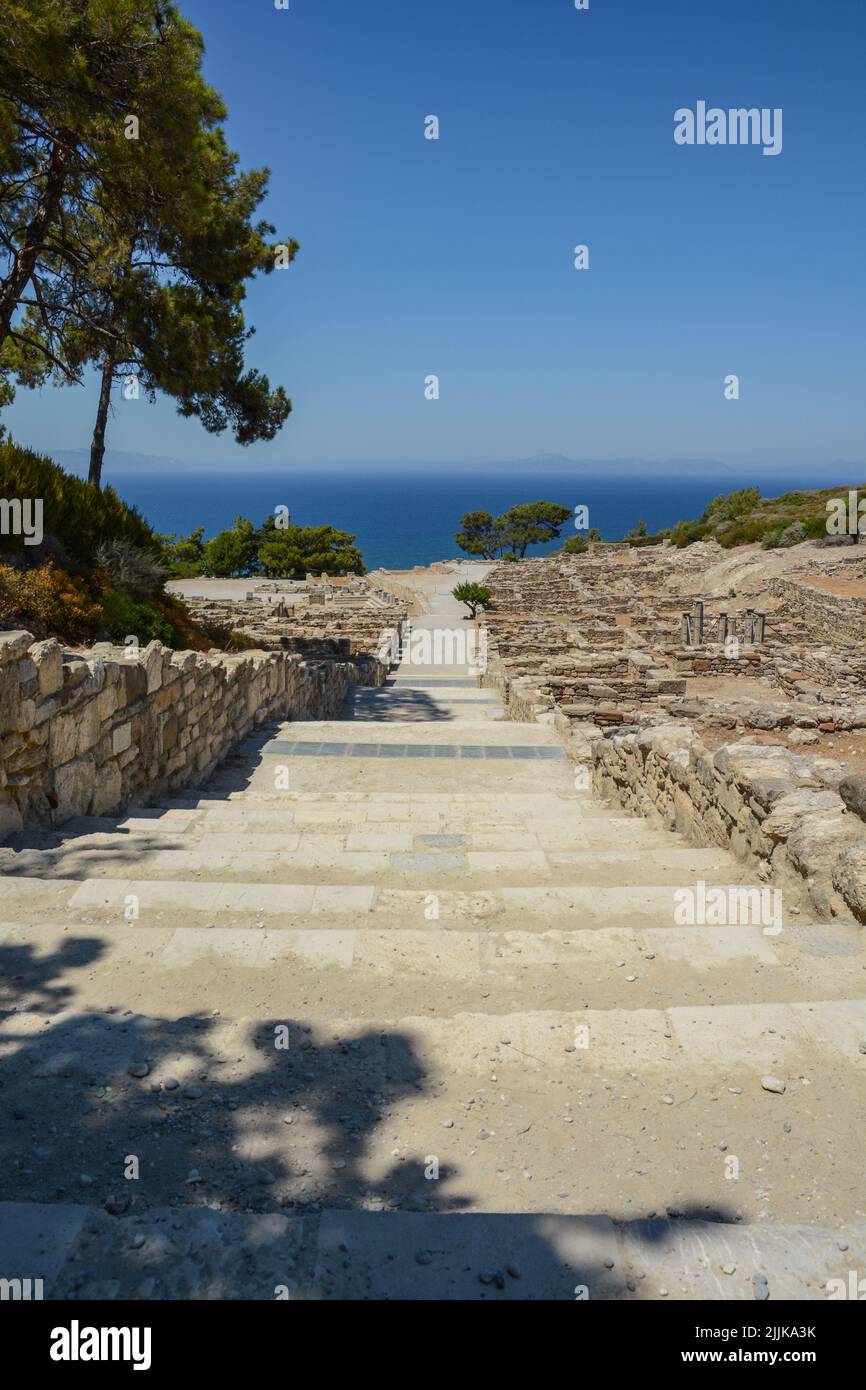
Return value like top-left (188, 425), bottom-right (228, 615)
top-left (0, 579), bottom-right (864, 1299)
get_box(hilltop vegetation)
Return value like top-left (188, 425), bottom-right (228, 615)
top-left (663, 484), bottom-right (864, 549)
top-left (0, 439), bottom-right (366, 643)
top-left (160, 515), bottom-right (366, 579)
top-left (0, 438), bottom-right (209, 645)
top-left (456, 502), bottom-right (573, 558)
top-left (552, 483), bottom-right (866, 554)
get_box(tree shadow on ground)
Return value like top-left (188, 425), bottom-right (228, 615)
top-left (0, 938), bottom-right (751, 1301)
top-left (1, 829), bottom-right (190, 880)
top-left (342, 687), bottom-right (457, 722)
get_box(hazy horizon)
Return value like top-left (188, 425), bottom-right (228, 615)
top-left (48, 447), bottom-right (863, 483)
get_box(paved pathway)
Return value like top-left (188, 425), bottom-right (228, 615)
top-left (1, 573), bottom-right (864, 1299)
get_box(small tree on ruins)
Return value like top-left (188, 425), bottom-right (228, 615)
top-left (452, 582), bottom-right (491, 618)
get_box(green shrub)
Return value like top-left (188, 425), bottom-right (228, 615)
top-left (0, 437), bottom-right (155, 568)
top-left (0, 562), bottom-right (103, 639)
top-left (99, 590), bottom-right (177, 646)
top-left (670, 519), bottom-right (708, 548)
top-left (777, 520), bottom-right (807, 547)
top-left (560, 536), bottom-right (588, 555)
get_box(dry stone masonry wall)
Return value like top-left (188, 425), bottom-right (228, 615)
top-left (0, 630), bottom-right (386, 835)
top-left (483, 542), bottom-right (866, 925)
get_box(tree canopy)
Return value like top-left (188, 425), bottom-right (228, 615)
top-left (456, 501), bottom-right (572, 559)
top-left (452, 582), bottom-right (491, 618)
top-left (0, 0), bottom-right (296, 486)
top-left (167, 515), bottom-right (367, 580)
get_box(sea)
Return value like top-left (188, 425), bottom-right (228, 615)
top-left (105, 468), bottom-right (836, 573)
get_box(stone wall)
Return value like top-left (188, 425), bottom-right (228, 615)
top-left (590, 721), bottom-right (866, 923)
top-left (769, 577), bottom-right (866, 644)
top-left (0, 630), bottom-right (384, 836)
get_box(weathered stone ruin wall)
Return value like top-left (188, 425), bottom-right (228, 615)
top-left (769, 577), bottom-right (866, 644)
top-left (0, 630), bottom-right (384, 835)
top-left (482, 545), bottom-right (866, 925)
top-left (587, 722), bottom-right (866, 925)
top-left (182, 596), bottom-right (405, 665)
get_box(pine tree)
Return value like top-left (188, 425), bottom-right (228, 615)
top-left (0, 1), bottom-right (297, 482)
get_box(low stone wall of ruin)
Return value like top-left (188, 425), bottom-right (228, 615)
top-left (671, 644), bottom-right (774, 677)
top-left (587, 721), bottom-right (866, 924)
top-left (769, 577), bottom-right (866, 644)
top-left (0, 630), bottom-right (382, 835)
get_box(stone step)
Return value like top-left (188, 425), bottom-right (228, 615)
top-left (264, 721), bottom-right (560, 745)
top-left (14, 811), bottom-right (679, 849)
top-left (1, 1199), bottom-right (861, 1300)
top-left (159, 802), bottom-right (637, 827)
top-left (205, 728), bottom-right (573, 802)
top-left (0, 1000), bottom-right (862, 1236)
top-left (6, 580), bottom-right (861, 1306)
top-left (163, 791), bottom-right (593, 808)
top-left (350, 689), bottom-right (499, 703)
top-left (203, 757), bottom-right (577, 796)
top-left (311, 1210), bottom-right (866, 1302)
top-left (0, 877), bottom-right (808, 930)
top-left (0, 843), bottom-right (750, 888)
top-left (256, 737), bottom-right (564, 757)
top-left (345, 704), bottom-right (506, 725)
top-left (3, 921), bottom-right (859, 1017)
top-left (7, 993), bottom-right (859, 1074)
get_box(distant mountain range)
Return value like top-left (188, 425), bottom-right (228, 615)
top-left (54, 449), bottom-right (185, 476)
top-left (50, 448), bottom-right (856, 480)
top-left (53, 448), bottom-right (734, 477)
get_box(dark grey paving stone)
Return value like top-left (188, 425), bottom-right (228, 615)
top-left (261, 741), bottom-right (565, 761)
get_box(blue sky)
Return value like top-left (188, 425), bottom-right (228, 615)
top-left (4, 0), bottom-right (865, 471)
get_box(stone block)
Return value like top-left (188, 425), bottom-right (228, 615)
top-left (62, 657), bottom-right (90, 689)
top-left (90, 761), bottom-right (122, 817)
top-left (112, 722), bottom-right (133, 755)
top-left (30, 639), bottom-right (64, 697)
top-left (48, 711), bottom-right (78, 765)
top-left (54, 755), bottom-right (96, 821)
top-left (120, 662), bottom-right (147, 703)
top-left (141, 641), bottom-right (166, 694)
top-left (840, 774), bottom-right (866, 823)
top-left (832, 845), bottom-right (866, 922)
top-left (0, 631), bottom-right (33, 666)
